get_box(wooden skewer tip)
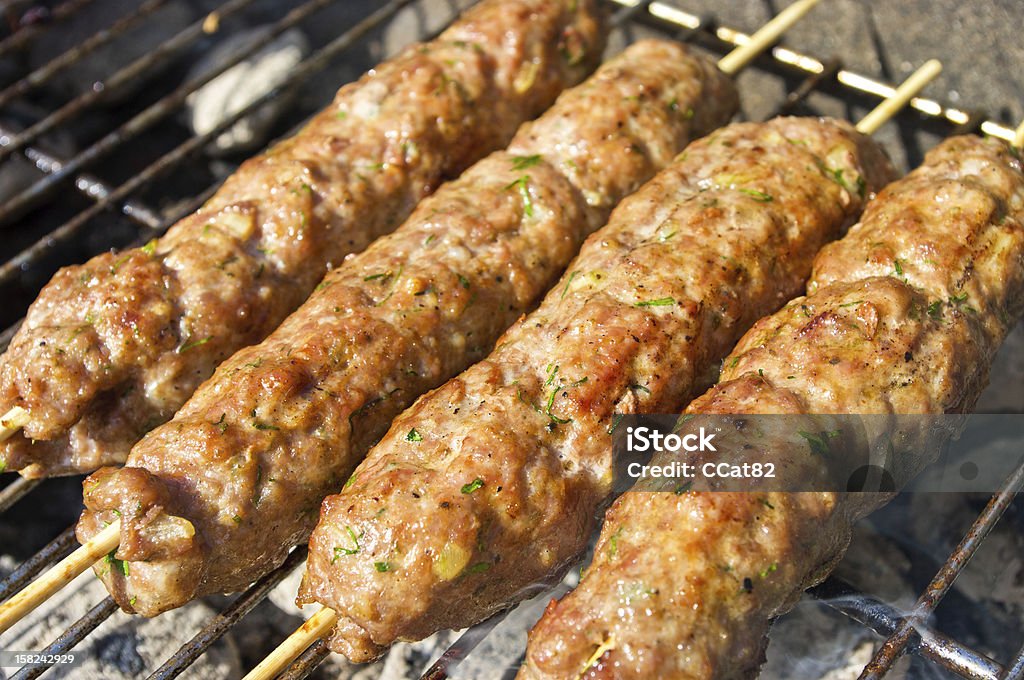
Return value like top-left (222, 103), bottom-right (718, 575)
top-left (1012, 119), bottom-right (1024, 149)
top-left (0, 405), bottom-right (29, 443)
top-left (855, 59), bottom-right (942, 135)
top-left (244, 606), bottom-right (339, 680)
top-left (0, 520), bottom-right (121, 636)
top-left (717, 0), bottom-right (822, 76)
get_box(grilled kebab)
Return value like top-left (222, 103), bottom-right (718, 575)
top-left (299, 117), bottom-right (897, 661)
top-left (77, 39), bottom-right (741, 617)
top-left (519, 135), bottom-right (1024, 679)
top-left (0, 0), bottom-right (604, 478)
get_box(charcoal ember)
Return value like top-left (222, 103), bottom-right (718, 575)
top-left (27, 0), bottom-right (197, 101)
top-left (184, 25), bottom-right (309, 155)
top-left (94, 630), bottom-right (145, 675)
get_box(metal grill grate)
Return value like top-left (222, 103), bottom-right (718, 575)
top-left (0, 1), bottom-right (1021, 679)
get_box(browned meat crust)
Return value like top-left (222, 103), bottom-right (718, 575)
top-left (519, 136), bottom-right (1024, 680)
top-left (76, 40), bottom-right (740, 618)
top-left (0, 0), bottom-right (605, 478)
top-left (299, 118), bottom-right (897, 662)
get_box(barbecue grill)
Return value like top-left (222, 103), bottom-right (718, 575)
top-left (0, 0), bottom-right (1022, 678)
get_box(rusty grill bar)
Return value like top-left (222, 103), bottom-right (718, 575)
top-left (0, 0), bottom-right (1021, 679)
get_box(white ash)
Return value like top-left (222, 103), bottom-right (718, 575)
top-left (762, 524), bottom-right (916, 680)
top-left (0, 557), bottom-right (238, 679)
top-left (185, 26), bottom-right (309, 155)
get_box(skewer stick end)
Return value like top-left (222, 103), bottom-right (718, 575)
top-left (855, 59), bottom-right (942, 135)
top-left (0, 405), bottom-right (29, 444)
top-left (717, 0), bottom-right (821, 76)
top-left (244, 606), bottom-right (339, 680)
top-left (1012, 119), bottom-right (1024, 150)
top-left (0, 520), bottom-right (121, 636)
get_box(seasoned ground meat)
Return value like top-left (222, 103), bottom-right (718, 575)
top-left (519, 136), bottom-right (1024, 679)
top-left (76, 39), bottom-right (739, 617)
top-left (0, 0), bottom-right (604, 478)
top-left (299, 117), bottom-right (896, 662)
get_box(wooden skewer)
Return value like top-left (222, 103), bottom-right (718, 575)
top-left (0, 405), bottom-right (29, 444)
top-left (0, 520), bottom-right (120, 635)
top-left (242, 606), bottom-right (337, 680)
top-left (717, 0), bottom-right (820, 76)
top-left (1013, 119), bottom-right (1024, 149)
top-left (856, 59), bottom-right (942, 135)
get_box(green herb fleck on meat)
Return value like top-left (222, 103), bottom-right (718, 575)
top-left (738, 188), bottom-right (773, 202)
top-left (608, 527), bottom-right (624, 558)
top-left (798, 429), bottom-right (839, 457)
top-left (461, 478), bottom-right (484, 494)
top-left (105, 551), bottom-right (130, 577)
top-left (177, 335), bottom-right (212, 354)
top-left (510, 154), bottom-right (542, 171)
top-left (635, 297), bottom-right (675, 307)
top-left (505, 176), bottom-right (534, 217)
top-left (406, 428), bottom-right (423, 442)
top-left (561, 271), bottom-right (579, 299)
top-left (331, 527), bottom-right (363, 562)
top-left (374, 561), bottom-right (393, 573)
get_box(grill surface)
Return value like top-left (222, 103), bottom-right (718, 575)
top-left (0, 1), bottom-right (1022, 679)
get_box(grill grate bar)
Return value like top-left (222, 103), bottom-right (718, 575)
top-left (418, 584), bottom-right (575, 680)
top-left (0, 0), bottom-right (97, 58)
top-left (0, 0), bottom-right (349, 227)
top-left (774, 56), bottom-right (842, 116)
top-left (0, 525), bottom-right (76, 604)
top-left (0, 477), bottom-right (39, 515)
top-left (0, 0), bottom-right (260, 169)
top-left (810, 577), bottom-right (1005, 680)
top-left (1001, 641), bottom-right (1024, 680)
top-left (419, 608), bottom-right (515, 680)
top-left (0, 0), bottom-right (416, 289)
top-left (0, 0), bottom-right (172, 109)
top-left (278, 639), bottom-right (330, 680)
top-left (0, 123), bottom-right (165, 230)
top-left (8, 596), bottom-right (118, 680)
top-left (148, 547), bottom-right (307, 680)
top-left (861, 460), bottom-right (1024, 678)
